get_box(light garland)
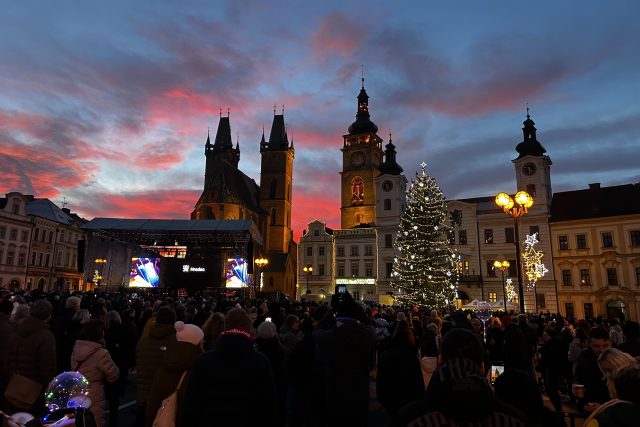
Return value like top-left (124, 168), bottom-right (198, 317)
top-left (505, 278), bottom-right (517, 301)
top-left (523, 232), bottom-right (548, 290)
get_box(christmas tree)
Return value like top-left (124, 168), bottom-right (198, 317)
top-left (392, 162), bottom-right (455, 306)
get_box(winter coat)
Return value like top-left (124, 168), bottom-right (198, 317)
top-left (585, 400), bottom-right (640, 427)
top-left (619, 338), bottom-right (640, 357)
top-left (315, 318), bottom-right (376, 425)
top-left (568, 338), bottom-right (587, 363)
top-left (145, 341), bottom-right (202, 427)
top-left (255, 336), bottom-right (287, 421)
top-left (574, 348), bottom-right (610, 408)
top-left (0, 313), bottom-right (16, 393)
top-left (70, 340), bottom-right (119, 427)
top-left (105, 321), bottom-right (136, 395)
top-left (135, 323), bottom-right (177, 403)
top-left (182, 332), bottom-right (279, 427)
top-left (4, 316), bottom-right (56, 411)
top-left (376, 343), bottom-right (424, 414)
top-left (278, 324), bottom-right (299, 351)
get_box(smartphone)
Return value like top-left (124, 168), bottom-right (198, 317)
top-left (336, 285), bottom-right (347, 294)
top-left (490, 362), bottom-right (504, 385)
top-left (265, 317), bottom-right (272, 322)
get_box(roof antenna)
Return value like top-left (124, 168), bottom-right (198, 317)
top-left (273, 104), bottom-right (277, 115)
top-left (526, 102), bottom-right (530, 118)
top-left (361, 64), bottom-right (365, 88)
top-left (389, 129), bottom-right (392, 142)
top-left (62, 197), bottom-right (68, 209)
top-left (227, 107), bottom-right (230, 118)
top-left (219, 108), bottom-right (222, 118)
top-left (282, 104), bottom-right (285, 115)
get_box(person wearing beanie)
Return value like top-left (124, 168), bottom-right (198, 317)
top-left (145, 322), bottom-right (204, 427)
top-left (135, 306), bottom-right (177, 427)
top-left (183, 308), bottom-right (279, 426)
top-left (255, 321), bottom-right (287, 421)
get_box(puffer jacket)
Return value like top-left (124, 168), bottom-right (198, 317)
top-left (135, 323), bottom-right (177, 403)
top-left (71, 340), bottom-right (119, 427)
top-left (5, 316), bottom-right (56, 400)
top-left (145, 341), bottom-right (202, 427)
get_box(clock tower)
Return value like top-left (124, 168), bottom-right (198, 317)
top-left (513, 111), bottom-right (553, 213)
top-left (340, 79), bottom-right (384, 229)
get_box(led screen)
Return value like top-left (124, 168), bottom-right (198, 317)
top-left (225, 258), bottom-right (248, 288)
top-left (130, 257), bottom-right (160, 288)
top-left (161, 258), bottom-right (218, 288)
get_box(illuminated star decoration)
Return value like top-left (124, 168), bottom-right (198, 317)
top-left (523, 232), bottom-right (548, 290)
top-left (504, 278), bottom-right (517, 301)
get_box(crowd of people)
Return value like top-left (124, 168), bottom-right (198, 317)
top-left (1, 287), bottom-right (639, 427)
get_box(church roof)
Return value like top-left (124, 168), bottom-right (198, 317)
top-left (379, 140), bottom-right (403, 175)
top-left (196, 158), bottom-right (264, 214)
top-left (267, 114), bottom-right (289, 149)
top-left (550, 183), bottom-right (640, 222)
top-left (214, 117), bottom-right (233, 149)
top-left (515, 113), bottom-right (546, 159)
top-left (347, 84), bottom-right (378, 135)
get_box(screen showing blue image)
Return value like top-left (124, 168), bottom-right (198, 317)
top-left (225, 258), bottom-right (248, 288)
top-left (130, 257), bottom-right (160, 288)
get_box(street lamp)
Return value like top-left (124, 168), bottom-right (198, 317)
top-left (495, 190), bottom-right (533, 312)
top-left (303, 265), bottom-right (313, 294)
top-left (493, 260), bottom-right (510, 313)
top-left (254, 257), bottom-right (268, 298)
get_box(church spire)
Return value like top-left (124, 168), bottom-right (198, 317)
top-left (515, 108), bottom-right (546, 159)
top-left (347, 68), bottom-right (378, 135)
top-left (379, 131), bottom-right (403, 175)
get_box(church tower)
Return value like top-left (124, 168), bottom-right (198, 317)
top-left (340, 78), bottom-right (384, 229)
top-left (513, 110), bottom-right (553, 213)
top-left (260, 113), bottom-right (295, 253)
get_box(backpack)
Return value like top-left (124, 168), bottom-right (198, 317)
top-left (152, 371), bottom-right (187, 427)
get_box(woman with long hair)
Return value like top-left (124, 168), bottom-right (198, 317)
top-left (201, 312), bottom-right (225, 351)
top-left (597, 348), bottom-right (639, 399)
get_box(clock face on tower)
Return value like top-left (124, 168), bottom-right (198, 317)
top-left (350, 152), bottom-right (365, 168)
top-left (382, 180), bottom-right (393, 192)
top-left (522, 162), bottom-right (537, 176)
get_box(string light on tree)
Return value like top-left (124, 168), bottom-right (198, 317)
top-left (523, 232), bottom-right (548, 290)
top-left (391, 162), bottom-right (455, 306)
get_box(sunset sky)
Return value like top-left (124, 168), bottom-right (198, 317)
top-left (1, 1), bottom-right (639, 239)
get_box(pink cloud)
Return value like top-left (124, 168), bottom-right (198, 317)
top-left (310, 12), bottom-right (367, 61)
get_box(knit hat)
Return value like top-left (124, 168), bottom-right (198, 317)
top-left (256, 321), bottom-right (277, 340)
top-left (156, 306), bottom-right (176, 325)
top-left (175, 321), bottom-right (204, 346)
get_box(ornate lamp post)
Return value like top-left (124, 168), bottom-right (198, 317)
top-left (495, 191), bottom-right (533, 313)
top-left (303, 265), bottom-right (313, 294)
top-left (493, 260), bottom-right (510, 312)
top-left (254, 257), bottom-right (268, 298)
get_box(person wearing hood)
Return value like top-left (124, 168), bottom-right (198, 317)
top-left (4, 299), bottom-right (56, 415)
top-left (145, 321), bottom-right (203, 427)
top-left (135, 306), bottom-right (177, 427)
top-left (398, 328), bottom-right (531, 426)
top-left (70, 319), bottom-right (120, 427)
top-left (315, 294), bottom-right (376, 426)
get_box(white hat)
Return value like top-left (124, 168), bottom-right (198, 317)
top-left (175, 321), bottom-right (204, 346)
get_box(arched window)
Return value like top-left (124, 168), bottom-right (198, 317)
top-left (351, 177), bottom-right (364, 205)
top-left (270, 180), bottom-right (277, 199)
top-left (271, 208), bottom-right (277, 225)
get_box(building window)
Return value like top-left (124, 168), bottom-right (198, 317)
top-left (318, 264), bottom-right (325, 276)
top-left (365, 263), bottom-right (373, 277)
top-left (488, 292), bottom-right (497, 303)
top-left (447, 230), bottom-right (455, 244)
top-left (584, 303), bottom-right (594, 319)
top-left (384, 234), bottom-right (392, 248)
top-left (270, 209), bottom-right (276, 225)
top-left (31, 252), bottom-right (37, 265)
top-left (59, 230), bottom-right (65, 242)
top-left (536, 293), bottom-right (546, 309)
top-left (486, 261), bottom-right (496, 277)
top-left (6, 251), bottom-right (15, 265)
top-left (17, 252), bottom-right (26, 266)
top-left (607, 268), bottom-right (618, 286)
top-left (559, 235), bottom-right (569, 250)
top-left (562, 269), bottom-right (572, 286)
top-left (351, 177), bottom-right (364, 205)
top-left (12, 201), bottom-right (20, 214)
top-left (630, 230), bottom-right (640, 246)
top-left (351, 262), bottom-right (359, 277)
top-left (337, 246), bottom-right (345, 257)
top-left (270, 180), bottom-right (277, 199)
top-left (38, 253), bottom-right (43, 266)
top-left (45, 254), bottom-right (50, 267)
top-left (319, 246), bottom-right (325, 256)
top-left (484, 229), bottom-right (493, 244)
top-left (505, 227), bottom-right (514, 244)
top-left (565, 303), bottom-right (575, 319)
top-left (337, 263), bottom-right (344, 277)
top-left (508, 260), bottom-right (517, 277)
top-left (384, 199), bottom-right (391, 210)
top-left (0, 249), bottom-right (3, 264)
top-left (576, 234), bottom-right (587, 249)
top-left (9, 229), bottom-right (17, 241)
top-left (306, 247), bottom-right (312, 257)
top-left (636, 267), bottom-right (640, 285)
top-left (48, 231), bottom-right (53, 243)
top-left (0, 226), bottom-right (5, 239)
top-left (350, 246), bottom-right (359, 257)
top-left (530, 225), bottom-right (540, 240)
top-left (580, 269), bottom-right (591, 285)
top-left (386, 262), bottom-right (393, 278)
top-left (602, 232), bottom-right (613, 248)
top-left (458, 230), bottom-right (467, 245)
top-left (526, 184), bottom-right (536, 197)
top-left (22, 230), bottom-right (29, 242)
top-left (364, 245), bottom-right (373, 256)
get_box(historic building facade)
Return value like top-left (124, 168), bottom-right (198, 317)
top-left (191, 113), bottom-right (297, 297)
top-left (0, 192), bottom-right (86, 291)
